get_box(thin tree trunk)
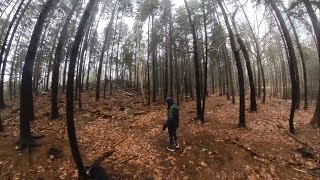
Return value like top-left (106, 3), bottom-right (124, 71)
top-left (62, 46), bottom-right (70, 92)
top-left (46, 25), bottom-right (61, 91)
top-left (115, 12), bottom-right (123, 90)
top-left (201, 0), bottom-right (208, 122)
top-left (219, 0), bottom-right (245, 127)
top-left (0, 0), bottom-right (25, 108)
top-left (9, 29), bottom-right (22, 100)
top-left (109, 15), bottom-right (119, 96)
top-left (152, 13), bottom-right (157, 102)
top-left (0, 0), bottom-right (17, 49)
top-left (231, 14), bottom-right (257, 111)
top-left (51, 0), bottom-right (78, 119)
top-left (96, 6), bottom-right (116, 100)
top-left (281, 4), bottom-right (302, 109)
top-left (184, 0), bottom-right (202, 120)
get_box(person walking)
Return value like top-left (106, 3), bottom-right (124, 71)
top-left (162, 97), bottom-right (180, 152)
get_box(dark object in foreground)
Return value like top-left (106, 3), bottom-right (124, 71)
top-left (86, 165), bottom-right (109, 180)
top-left (308, 167), bottom-right (320, 176)
top-left (297, 147), bottom-right (315, 159)
top-left (48, 147), bottom-right (63, 159)
top-left (85, 150), bottom-right (114, 180)
top-left (0, 114), bottom-right (3, 132)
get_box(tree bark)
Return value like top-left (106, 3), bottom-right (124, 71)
top-left (0, 0), bottom-right (25, 108)
top-left (152, 12), bottom-right (157, 102)
top-left (18, 0), bottom-right (58, 150)
top-left (284, 7), bottom-right (308, 109)
top-left (302, 0), bottom-right (320, 127)
top-left (231, 13), bottom-right (257, 111)
top-left (269, 0), bottom-right (299, 134)
top-left (66, 0), bottom-right (96, 178)
top-left (200, 0), bottom-right (208, 122)
top-left (96, 7), bottom-right (116, 101)
top-left (9, 28), bottom-right (23, 100)
top-left (219, 0), bottom-right (246, 128)
top-left (51, 0), bottom-right (78, 119)
top-left (184, 0), bottom-right (202, 120)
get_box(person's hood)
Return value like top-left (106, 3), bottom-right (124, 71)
top-left (165, 97), bottom-right (174, 106)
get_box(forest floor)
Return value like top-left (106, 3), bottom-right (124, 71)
top-left (0, 90), bottom-right (320, 179)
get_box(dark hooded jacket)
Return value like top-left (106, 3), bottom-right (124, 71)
top-left (163, 97), bottom-right (179, 130)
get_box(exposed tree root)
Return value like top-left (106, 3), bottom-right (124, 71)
top-left (32, 134), bottom-right (45, 139)
top-left (92, 150), bottom-right (115, 166)
top-left (51, 113), bottom-right (61, 120)
top-left (15, 135), bottom-right (41, 152)
top-left (286, 132), bottom-right (310, 147)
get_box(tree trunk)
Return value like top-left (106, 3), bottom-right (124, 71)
top-left (152, 13), bottom-right (157, 102)
top-left (200, 0), bottom-right (208, 122)
top-left (219, 0), bottom-right (245, 128)
top-left (231, 14), bottom-right (257, 111)
top-left (0, 0), bottom-right (17, 52)
top-left (115, 12), bottom-right (123, 90)
top-left (184, 0), bottom-right (202, 120)
top-left (146, 16), bottom-right (151, 104)
top-left (285, 11), bottom-right (306, 109)
top-left (96, 8), bottom-right (116, 100)
top-left (51, 0), bottom-right (78, 119)
top-left (109, 15), bottom-right (119, 96)
top-left (302, 0), bottom-right (320, 127)
top-left (62, 46), bottom-right (70, 92)
top-left (66, 0), bottom-right (96, 178)
top-left (269, 0), bottom-right (299, 134)
top-left (223, 47), bottom-right (230, 100)
top-left (46, 25), bottom-right (61, 91)
top-left (18, 0), bottom-right (58, 150)
top-left (164, 34), bottom-right (169, 99)
top-left (0, 0), bottom-right (25, 108)
top-left (9, 29), bottom-right (23, 100)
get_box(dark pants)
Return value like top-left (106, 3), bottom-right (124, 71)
top-left (168, 127), bottom-right (178, 145)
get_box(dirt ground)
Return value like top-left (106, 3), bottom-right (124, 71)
top-left (0, 90), bottom-right (320, 179)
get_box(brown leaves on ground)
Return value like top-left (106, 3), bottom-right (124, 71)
top-left (0, 90), bottom-right (319, 179)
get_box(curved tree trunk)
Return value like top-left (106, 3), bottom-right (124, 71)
top-left (231, 13), bottom-right (257, 111)
top-left (237, 0), bottom-right (266, 103)
top-left (9, 28), bottom-right (23, 100)
top-left (66, 0), bottom-right (96, 178)
top-left (0, 0), bottom-right (15, 19)
top-left (302, 0), bottom-right (320, 127)
top-left (0, 0), bottom-right (17, 47)
top-left (51, 0), bottom-right (78, 119)
top-left (219, 0), bottom-right (245, 128)
top-left (285, 10), bottom-right (308, 109)
top-left (269, 0), bottom-right (299, 134)
top-left (96, 6), bottom-right (116, 101)
top-left (18, 0), bottom-right (58, 150)
top-left (0, 0), bottom-right (25, 109)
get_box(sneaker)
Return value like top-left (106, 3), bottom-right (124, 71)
top-left (175, 143), bottom-right (180, 149)
top-left (167, 145), bottom-right (176, 152)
